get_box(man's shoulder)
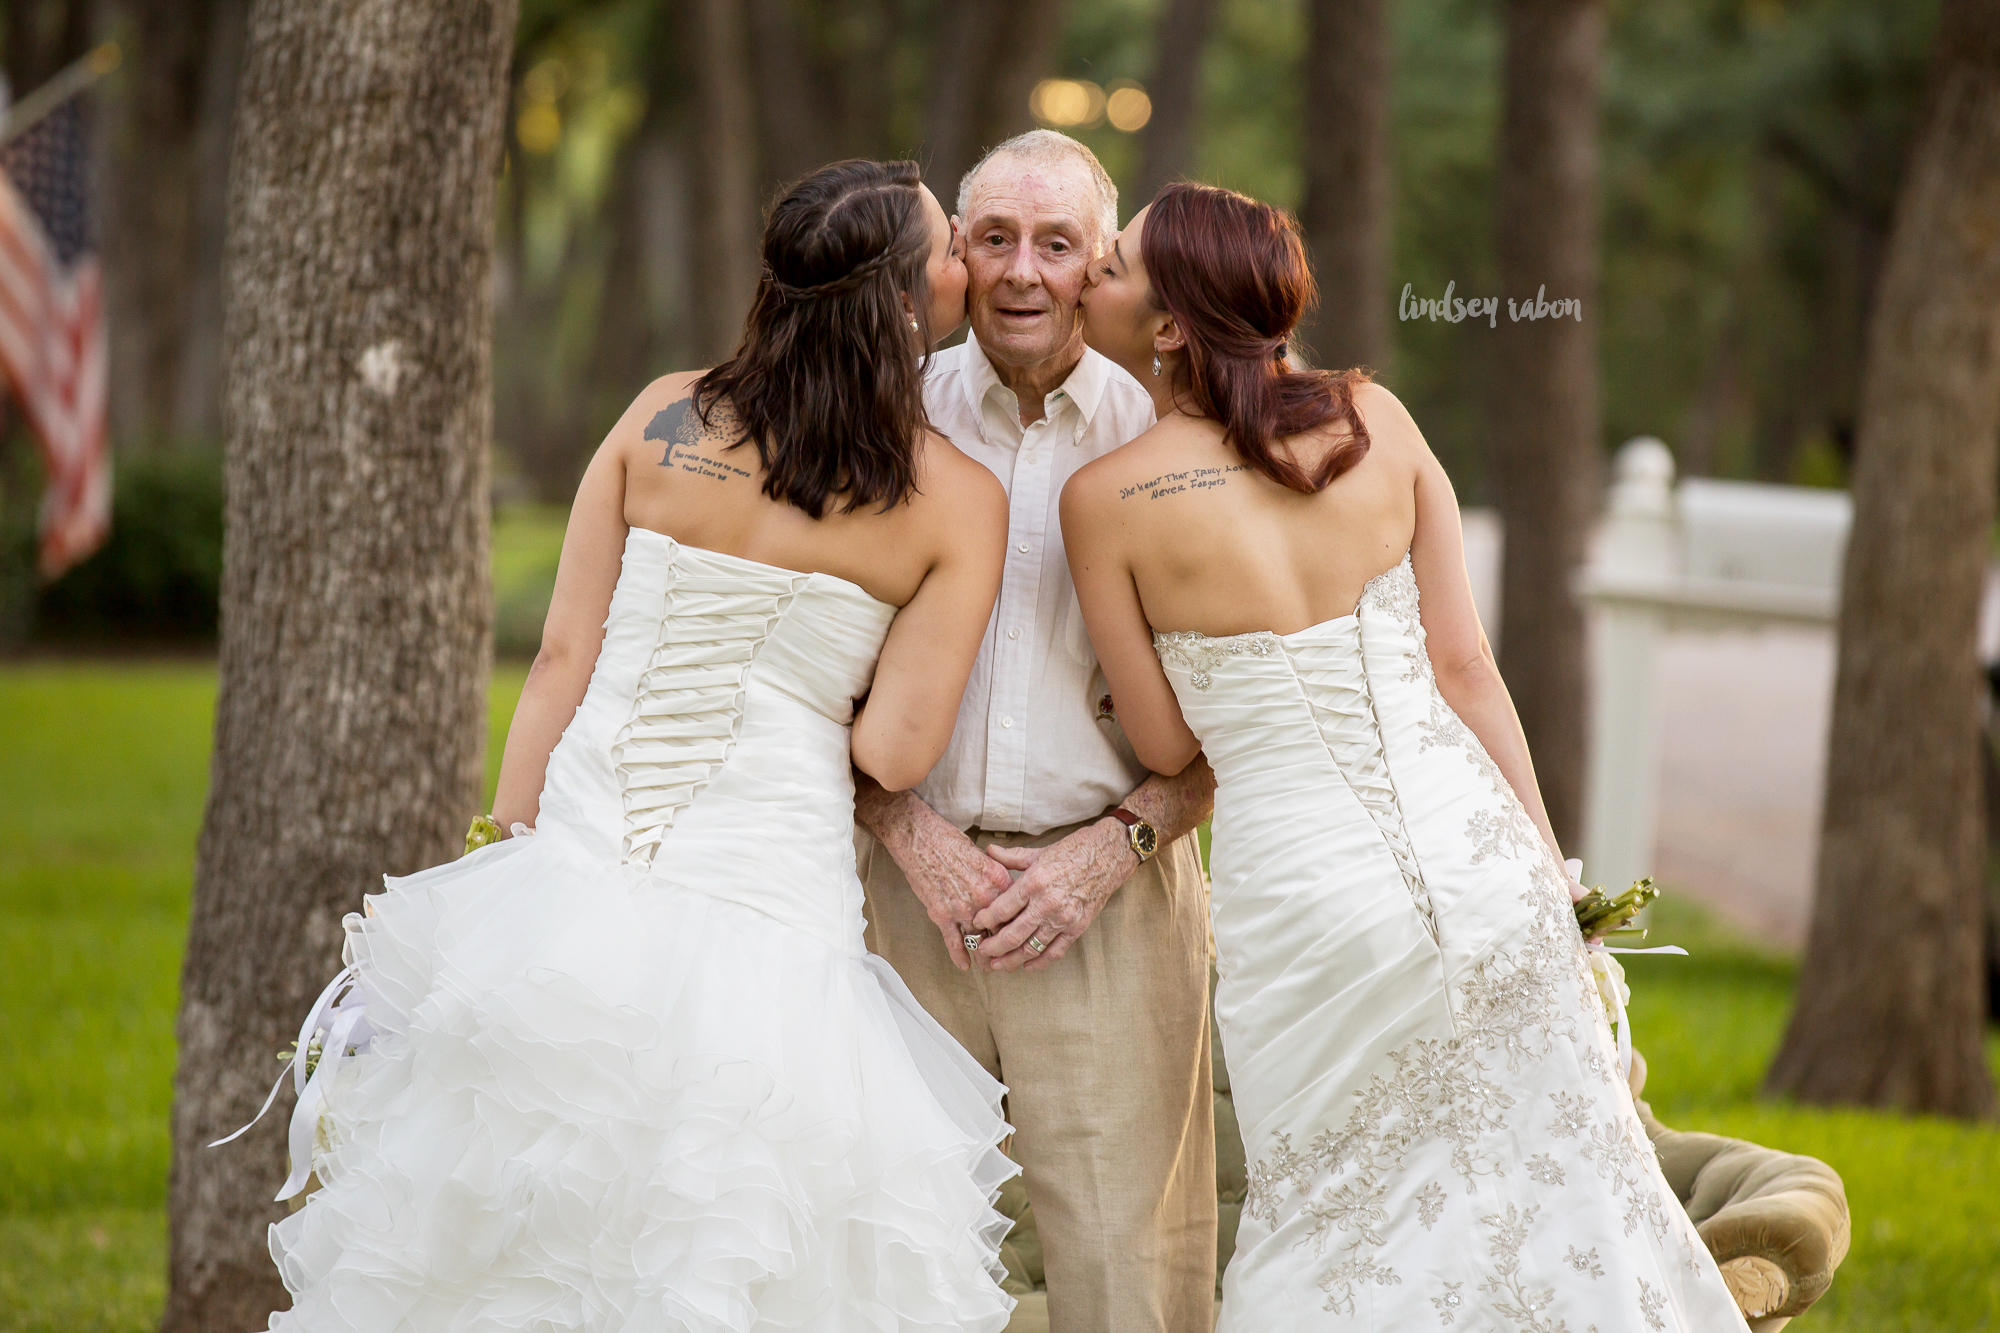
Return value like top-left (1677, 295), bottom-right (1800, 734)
top-left (1081, 351), bottom-right (1156, 453)
top-left (922, 340), bottom-right (978, 421)
top-left (924, 338), bottom-right (979, 384)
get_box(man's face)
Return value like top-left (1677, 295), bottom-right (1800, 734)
top-left (960, 161), bottom-right (1098, 373)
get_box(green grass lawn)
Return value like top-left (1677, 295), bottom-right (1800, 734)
top-left (3, 661), bottom-right (1998, 1330)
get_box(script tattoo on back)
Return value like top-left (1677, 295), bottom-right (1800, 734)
top-left (1118, 463), bottom-right (1247, 501)
top-left (646, 398), bottom-right (752, 483)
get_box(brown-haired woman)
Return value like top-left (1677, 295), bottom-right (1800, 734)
top-left (260, 161), bottom-right (1019, 1331)
top-left (1064, 182), bottom-right (1749, 1331)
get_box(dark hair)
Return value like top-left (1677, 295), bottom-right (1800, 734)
top-left (1140, 182), bottom-right (1372, 493)
top-left (693, 159), bottom-right (936, 518)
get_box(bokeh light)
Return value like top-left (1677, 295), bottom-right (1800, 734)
top-left (517, 102), bottom-right (561, 154)
top-left (1106, 82), bottom-right (1152, 133)
top-left (1030, 78), bottom-right (1106, 129)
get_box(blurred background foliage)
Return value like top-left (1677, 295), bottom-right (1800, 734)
top-left (0, 0), bottom-right (1941, 648)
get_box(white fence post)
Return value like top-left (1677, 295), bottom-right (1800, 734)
top-left (1580, 438), bottom-right (1677, 892)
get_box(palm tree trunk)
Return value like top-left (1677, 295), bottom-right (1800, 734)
top-left (1765, 0), bottom-right (2000, 1119)
top-left (1298, 0), bottom-right (1392, 374)
top-left (1489, 0), bottom-right (1604, 851)
top-left (159, 2), bottom-right (513, 1327)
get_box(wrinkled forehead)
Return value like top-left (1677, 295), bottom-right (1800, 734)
top-left (962, 159), bottom-right (1098, 244)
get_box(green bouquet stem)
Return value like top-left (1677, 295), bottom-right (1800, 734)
top-left (1573, 876), bottom-right (1659, 940)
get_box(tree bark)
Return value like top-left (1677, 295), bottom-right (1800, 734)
top-left (171, 0), bottom-right (248, 444)
top-left (689, 0), bottom-right (760, 363)
top-left (924, 0), bottom-right (1071, 210)
top-left (160, 2), bottom-right (514, 1328)
top-left (1489, 0), bottom-right (1603, 851)
top-left (4, 0), bottom-right (91, 100)
top-left (1298, 0), bottom-right (1391, 373)
top-left (748, 0), bottom-right (834, 189)
top-left (99, 0), bottom-right (240, 451)
top-left (1764, 0), bottom-right (2000, 1119)
top-left (1131, 0), bottom-right (1214, 206)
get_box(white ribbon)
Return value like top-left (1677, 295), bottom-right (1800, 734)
top-left (1586, 940), bottom-right (1686, 1079)
top-left (1565, 859), bottom-right (1685, 1079)
top-left (206, 963), bottom-right (375, 1201)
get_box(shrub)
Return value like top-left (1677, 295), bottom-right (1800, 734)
top-left (33, 448), bottom-right (225, 643)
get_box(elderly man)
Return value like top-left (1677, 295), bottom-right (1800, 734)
top-left (856, 129), bottom-right (1218, 1332)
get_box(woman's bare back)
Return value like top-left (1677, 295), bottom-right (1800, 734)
top-left (1085, 381), bottom-right (1422, 638)
top-left (615, 370), bottom-right (986, 609)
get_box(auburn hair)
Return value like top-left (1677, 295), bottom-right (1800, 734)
top-left (1140, 182), bottom-right (1372, 493)
top-left (694, 159), bottom-right (937, 518)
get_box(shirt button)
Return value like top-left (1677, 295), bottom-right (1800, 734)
top-left (1007, 627), bottom-right (1021, 640)
top-left (1016, 542), bottom-right (1030, 553)
top-left (1001, 716), bottom-right (1015, 728)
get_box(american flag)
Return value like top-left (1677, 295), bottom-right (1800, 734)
top-left (0, 97), bottom-right (107, 578)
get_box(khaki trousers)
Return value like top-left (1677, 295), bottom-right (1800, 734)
top-left (859, 819), bottom-right (1216, 1333)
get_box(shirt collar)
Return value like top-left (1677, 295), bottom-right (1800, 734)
top-left (961, 335), bottom-right (1111, 443)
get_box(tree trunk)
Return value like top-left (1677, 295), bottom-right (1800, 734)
top-left (748, 0), bottom-right (833, 189)
top-left (924, 0), bottom-right (1070, 210)
top-left (171, 0), bottom-right (248, 444)
top-left (159, 2), bottom-right (514, 1327)
top-left (1298, 0), bottom-right (1391, 373)
top-left (689, 0), bottom-right (760, 363)
top-left (1489, 0), bottom-right (1603, 851)
top-left (1132, 0), bottom-right (1215, 209)
top-left (99, 0), bottom-right (222, 450)
top-left (1764, 0), bottom-right (2000, 1119)
top-left (4, 0), bottom-right (91, 100)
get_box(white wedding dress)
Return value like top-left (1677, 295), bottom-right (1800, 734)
top-left (1155, 555), bottom-right (1748, 1332)
top-left (266, 532), bottom-right (1017, 1332)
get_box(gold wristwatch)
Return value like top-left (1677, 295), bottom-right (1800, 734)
top-left (1108, 806), bottom-right (1158, 861)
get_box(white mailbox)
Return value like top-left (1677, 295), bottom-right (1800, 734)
top-left (1575, 439), bottom-right (1851, 893)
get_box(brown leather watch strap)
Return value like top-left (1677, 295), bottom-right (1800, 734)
top-left (1108, 807), bottom-right (1140, 829)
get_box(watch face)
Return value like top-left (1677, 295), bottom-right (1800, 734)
top-left (1134, 823), bottom-right (1159, 857)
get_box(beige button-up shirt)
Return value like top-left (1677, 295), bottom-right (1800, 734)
top-left (915, 337), bottom-right (1157, 834)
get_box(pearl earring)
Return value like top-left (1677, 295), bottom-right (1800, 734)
top-left (909, 318), bottom-right (920, 332)
top-left (1151, 353), bottom-right (1161, 378)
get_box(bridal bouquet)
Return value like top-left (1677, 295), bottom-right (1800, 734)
top-left (1573, 875), bottom-right (1660, 942)
top-left (1564, 862), bottom-right (1680, 1077)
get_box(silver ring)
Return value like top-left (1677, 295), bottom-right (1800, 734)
top-left (964, 933), bottom-right (983, 953)
top-left (1027, 935), bottom-right (1048, 954)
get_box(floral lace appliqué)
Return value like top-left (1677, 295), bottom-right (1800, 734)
top-left (1153, 629), bottom-right (1276, 691)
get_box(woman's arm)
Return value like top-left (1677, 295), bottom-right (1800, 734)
top-left (1397, 397), bottom-right (1564, 865)
top-left (1059, 465), bottom-right (1202, 775)
top-left (491, 440), bottom-right (630, 831)
top-left (849, 443), bottom-right (1008, 790)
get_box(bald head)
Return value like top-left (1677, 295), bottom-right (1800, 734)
top-left (958, 130), bottom-right (1118, 253)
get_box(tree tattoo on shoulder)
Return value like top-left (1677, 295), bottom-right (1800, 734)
top-left (646, 398), bottom-right (752, 482)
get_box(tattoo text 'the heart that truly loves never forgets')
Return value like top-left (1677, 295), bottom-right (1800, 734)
top-left (1119, 464), bottom-right (1247, 501)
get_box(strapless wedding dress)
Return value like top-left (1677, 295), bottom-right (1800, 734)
top-left (266, 532), bottom-right (1016, 1332)
top-left (1156, 556), bottom-right (1747, 1332)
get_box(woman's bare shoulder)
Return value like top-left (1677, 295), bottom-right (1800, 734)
top-left (910, 429), bottom-right (1006, 527)
top-left (1350, 379), bottom-right (1426, 451)
top-left (1065, 415), bottom-right (1218, 507)
top-left (604, 368), bottom-right (724, 462)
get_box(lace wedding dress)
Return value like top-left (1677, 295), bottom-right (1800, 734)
top-left (266, 532), bottom-right (1017, 1333)
top-left (1155, 555), bottom-right (1748, 1332)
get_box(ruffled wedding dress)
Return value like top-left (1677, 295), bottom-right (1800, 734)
top-left (266, 532), bottom-right (1017, 1333)
top-left (1155, 555), bottom-right (1747, 1332)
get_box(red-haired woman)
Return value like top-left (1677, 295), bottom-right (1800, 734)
top-left (1063, 182), bottom-right (1748, 1331)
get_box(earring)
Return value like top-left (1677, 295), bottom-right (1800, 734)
top-left (909, 318), bottom-right (920, 332)
top-left (1151, 353), bottom-right (1161, 378)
